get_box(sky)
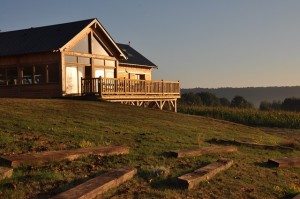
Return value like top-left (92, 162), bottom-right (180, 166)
top-left (1, 0), bottom-right (300, 88)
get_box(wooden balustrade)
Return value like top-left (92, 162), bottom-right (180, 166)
top-left (81, 77), bottom-right (180, 96)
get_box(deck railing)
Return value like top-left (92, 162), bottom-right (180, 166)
top-left (81, 77), bottom-right (180, 96)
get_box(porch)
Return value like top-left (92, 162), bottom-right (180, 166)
top-left (81, 77), bottom-right (180, 112)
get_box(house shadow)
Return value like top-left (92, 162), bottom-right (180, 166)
top-left (254, 161), bottom-right (277, 168)
top-left (150, 177), bottom-right (186, 190)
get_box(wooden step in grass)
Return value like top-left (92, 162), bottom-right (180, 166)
top-left (178, 159), bottom-right (233, 189)
top-left (293, 193), bottom-right (300, 199)
top-left (268, 157), bottom-right (300, 167)
top-left (0, 145), bottom-right (129, 168)
top-left (51, 167), bottom-right (137, 199)
top-left (170, 146), bottom-right (237, 158)
top-left (209, 138), bottom-right (294, 151)
top-left (0, 166), bottom-right (13, 180)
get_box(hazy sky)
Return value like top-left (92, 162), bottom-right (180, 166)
top-left (1, 0), bottom-right (300, 88)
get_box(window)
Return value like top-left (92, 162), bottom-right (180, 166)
top-left (65, 56), bottom-right (77, 63)
top-left (105, 60), bottom-right (115, 67)
top-left (35, 65), bottom-right (46, 84)
top-left (105, 69), bottom-right (114, 78)
top-left (7, 68), bottom-right (18, 85)
top-left (70, 35), bottom-right (89, 53)
top-left (0, 68), bottom-right (6, 85)
top-left (48, 63), bottom-right (59, 83)
top-left (92, 35), bottom-right (109, 56)
top-left (78, 57), bottom-right (90, 65)
top-left (94, 59), bottom-right (104, 66)
top-left (22, 66), bottom-right (33, 84)
top-left (136, 74), bottom-right (146, 80)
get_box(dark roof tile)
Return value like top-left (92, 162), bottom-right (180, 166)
top-left (117, 43), bottom-right (157, 67)
top-left (0, 19), bottom-right (94, 56)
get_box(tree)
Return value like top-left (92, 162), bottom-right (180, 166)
top-left (281, 97), bottom-right (300, 112)
top-left (220, 97), bottom-right (230, 107)
top-left (180, 92), bottom-right (202, 105)
top-left (230, 96), bottom-right (253, 109)
top-left (259, 101), bottom-right (272, 111)
top-left (197, 92), bottom-right (220, 106)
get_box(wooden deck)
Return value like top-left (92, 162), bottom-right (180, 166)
top-left (81, 77), bottom-right (180, 111)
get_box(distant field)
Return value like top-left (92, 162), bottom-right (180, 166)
top-left (178, 104), bottom-right (300, 129)
top-left (0, 99), bottom-right (299, 198)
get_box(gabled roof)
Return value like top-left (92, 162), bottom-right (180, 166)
top-left (117, 43), bottom-right (157, 68)
top-left (0, 18), bottom-right (126, 59)
top-left (0, 19), bottom-right (93, 56)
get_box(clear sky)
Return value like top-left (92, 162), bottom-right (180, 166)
top-left (1, 0), bottom-right (300, 88)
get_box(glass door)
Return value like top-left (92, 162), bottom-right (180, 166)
top-left (66, 66), bottom-right (84, 94)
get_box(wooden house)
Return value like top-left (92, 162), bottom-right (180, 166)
top-left (0, 18), bottom-right (180, 111)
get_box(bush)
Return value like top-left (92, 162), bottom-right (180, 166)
top-left (230, 96), bottom-right (253, 109)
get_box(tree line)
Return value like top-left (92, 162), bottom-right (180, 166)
top-left (180, 92), bottom-right (253, 109)
top-left (181, 92), bottom-right (300, 112)
top-left (260, 98), bottom-right (300, 112)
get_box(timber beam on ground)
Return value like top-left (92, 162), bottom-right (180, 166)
top-left (268, 157), bottom-right (300, 167)
top-left (294, 193), bottom-right (300, 199)
top-left (0, 145), bottom-right (130, 168)
top-left (51, 167), bottom-right (137, 199)
top-left (178, 159), bottom-right (233, 189)
top-left (0, 166), bottom-right (13, 180)
top-left (170, 146), bottom-right (237, 158)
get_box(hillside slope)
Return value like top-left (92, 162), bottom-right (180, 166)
top-left (0, 99), bottom-right (299, 198)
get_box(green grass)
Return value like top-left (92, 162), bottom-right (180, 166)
top-left (178, 104), bottom-right (300, 129)
top-left (0, 99), bottom-right (299, 198)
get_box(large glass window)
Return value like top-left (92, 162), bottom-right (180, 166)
top-left (48, 63), bottom-right (59, 83)
top-left (35, 65), bottom-right (46, 84)
top-left (70, 35), bottom-right (89, 53)
top-left (92, 36), bottom-right (109, 56)
top-left (7, 68), bottom-right (18, 85)
top-left (105, 69), bottom-right (114, 78)
top-left (0, 68), bottom-right (6, 85)
top-left (65, 56), bottom-right (77, 63)
top-left (23, 66), bottom-right (33, 84)
top-left (78, 57), bottom-right (90, 65)
top-left (105, 60), bottom-right (115, 67)
top-left (94, 59), bottom-right (104, 66)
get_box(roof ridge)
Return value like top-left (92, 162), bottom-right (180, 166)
top-left (0, 18), bottom-right (96, 34)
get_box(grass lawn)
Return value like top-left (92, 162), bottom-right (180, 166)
top-left (0, 98), bottom-right (299, 198)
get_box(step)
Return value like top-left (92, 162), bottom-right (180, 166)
top-left (268, 157), bottom-right (300, 167)
top-left (0, 166), bottom-right (13, 180)
top-left (293, 193), bottom-right (300, 199)
top-left (170, 146), bottom-right (237, 158)
top-left (0, 145), bottom-right (130, 168)
top-left (178, 159), bottom-right (233, 189)
top-left (51, 167), bottom-right (137, 199)
top-left (209, 138), bottom-right (294, 151)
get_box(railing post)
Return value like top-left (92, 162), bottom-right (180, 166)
top-left (99, 76), bottom-right (102, 97)
top-left (81, 77), bottom-right (83, 95)
top-left (124, 77), bottom-right (126, 94)
top-left (162, 80), bottom-right (164, 95)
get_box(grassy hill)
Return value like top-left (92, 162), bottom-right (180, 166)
top-left (0, 99), bottom-right (299, 198)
